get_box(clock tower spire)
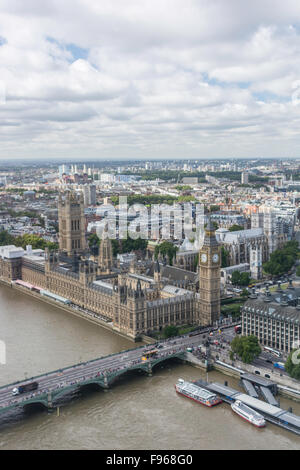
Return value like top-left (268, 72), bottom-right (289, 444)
top-left (197, 218), bottom-right (221, 326)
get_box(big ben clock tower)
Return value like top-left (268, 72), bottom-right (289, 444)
top-left (198, 218), bottom-right (221, 326)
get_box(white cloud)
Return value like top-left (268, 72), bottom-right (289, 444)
top-left (0, 0), bottom-right (300, 159)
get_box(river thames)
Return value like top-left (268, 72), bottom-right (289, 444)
top-left (0, 284), bottom-right (299, 450)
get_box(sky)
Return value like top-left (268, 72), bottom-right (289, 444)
top-left (1, 0), bottom-right (300, 160)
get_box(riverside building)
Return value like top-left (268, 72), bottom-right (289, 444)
top-left (0, 191), bottom-right (221, 340)
top-left (242, 283), bottom-right (300, 353)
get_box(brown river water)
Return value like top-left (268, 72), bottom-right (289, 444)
top-left (0, 283), bottom-right (299, 450)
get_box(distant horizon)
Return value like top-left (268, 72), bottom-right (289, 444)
top-left (0, 155), bottom-right (299, 165)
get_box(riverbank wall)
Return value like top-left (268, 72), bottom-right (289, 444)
top-left (0, 279), bottom-right (154, 345)
top-left (2, 278), bottom-right (299, 403)
top-left (212, 356), bottom-right (300, 403)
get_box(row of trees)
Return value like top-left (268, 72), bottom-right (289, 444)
top-left (0, 230), bottom-right (14, 246)
top-left (230, 335), bottom-right (261, 363)
top-left (0, 230), bottom-right (58, 251)
top-left (228, 224), bottom-right (244, 232)
top-left (110, 194), bottom-right (178, 206)
top-left (154, 241), bottom-right (178, 266)
top-left (88, 233), bottom-right (148, 257)
top-left (263, 241), bottom-right (299, 277)
top-left (284, 349), bottom-right (300, 380)
top-left (231, 271), bottom-right (251, 286)
top-left (122, 169), bottom-right (268, 184)
top-left (110, 194), bottom-right (198, 206)
top-left (175, 185), bottom-right (192, 191)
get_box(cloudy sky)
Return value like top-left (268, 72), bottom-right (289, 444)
top-left (1, 0), bottom-right (300, 160)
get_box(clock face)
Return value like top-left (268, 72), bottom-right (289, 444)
top-left (212, 253), bottom-right (219, 263)
top-left (201, 253), bottom-right (207, 263)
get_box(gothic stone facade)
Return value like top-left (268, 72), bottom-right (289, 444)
top-left (0, 191), bottom-right (221, 340)
top-left (0, 234), bottom-right (220, 341)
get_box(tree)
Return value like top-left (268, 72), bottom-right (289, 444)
top-left (88, 233), bottom-right (147, 257)
top-left (240, 272), bottom-right (251, 286)
top-left (163, 325), bottom-right (179, 338)
top-left (229, 224), bottom-right (244, 232)
top-left (111, 239), bottom-right (119, 257)
top-left (221, 246), bottom-right (230, 268)
top-left (9, 233), bottom-right (58, 251)
top-left (221, 303), bottom-right (241, 319)
top-left (14, 234), bottom-right (46, 250)
top-left (194, 253), bottom-right (199, 270)
top-left (120, 237), bottom-right (147, 253)
top-left (296, 265), bottom-right (300, 277)
top-left (209, 205), bottom-right (220, 213)
top-left (88, 233), bottom-right (100, 248)
top-left (230, 335), bottom-right (261, 364)
top-left (285, 349), bottom-right (300, 380)
top-left (231, 271), bottom-right (250, 286)
top-left (0, 230), bottom-right (14, 246)
top-left (263, 241), bottom-right (299, 277)
top-left (155, 241), bottom-right (178, 265)
top-left (175, 185), bottom-right (192, 191)
top-left (177, 195), bottom-right (196, 202)
top-left (231, 271), bottom-right (241, 285)
top-left (45, 241), bottom-right (59, 251)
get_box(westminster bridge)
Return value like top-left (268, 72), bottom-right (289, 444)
top-left (0, 328), bottom-right (219, 416)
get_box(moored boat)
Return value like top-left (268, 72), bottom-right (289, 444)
top-left (175, 378), bottom-right (222, 407)
top-left (231, 400), bottom-right (266, 427)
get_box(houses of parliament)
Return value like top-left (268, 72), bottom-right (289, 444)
top-left (0, 191), bottom-right (221, 340)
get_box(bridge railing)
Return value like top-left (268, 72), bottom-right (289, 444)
top-left (0, 324), bottom-right (238, 392)
top-left (0, 343), bottom-right (150, 391)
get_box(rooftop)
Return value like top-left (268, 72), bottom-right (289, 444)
top-left (243, 287), bottom-right (300, 324)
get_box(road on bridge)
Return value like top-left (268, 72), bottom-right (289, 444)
top-left (0, 327), bottom-right (216, 412)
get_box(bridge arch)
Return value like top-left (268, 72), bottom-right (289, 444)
top-left (107, 365), bottom-right (149, 386)
top-left (22, 400), bottom-right (49, 413)
top-left (77, 381), bottom-right (105, 393)
top-left (151, 353), bottom-right (185, 371)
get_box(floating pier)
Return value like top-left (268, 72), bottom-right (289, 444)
top-left (195, 379), bottom-right (300, 436)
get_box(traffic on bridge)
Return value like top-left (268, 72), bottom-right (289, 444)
top-left (0, 326), bottom-right (219, 416)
